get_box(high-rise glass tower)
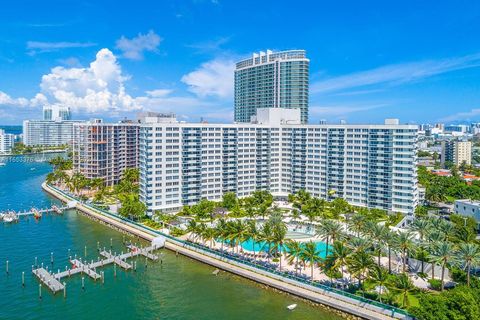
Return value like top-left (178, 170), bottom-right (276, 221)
top-left (43, 105), bottom-right (71, 121)
top-left (234, 50), bottom-right (309, 124)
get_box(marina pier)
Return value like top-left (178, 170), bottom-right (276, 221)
top-left (1, 202), bottom-right (76, 222)
top-left (32, 243), bottom-right (162, 294)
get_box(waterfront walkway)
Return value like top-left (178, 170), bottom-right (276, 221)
top-left (42, 183), bottom-right (410, 320)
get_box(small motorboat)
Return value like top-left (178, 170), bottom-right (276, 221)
top-left (212, 269), bottom-right (220, 276)
top-left (32, 208), bottom-right (42, 219)
top-left (287, 304), bottom-right (297, 311)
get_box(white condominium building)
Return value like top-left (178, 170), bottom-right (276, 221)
top-left (72, 119), bottom-right (140, 186)
top-left (23, 120), bottom-right (83, 146)
top-left (0, 129), bottom-right (15, 154)
top-left (139, 109), bottom-right (418, 215)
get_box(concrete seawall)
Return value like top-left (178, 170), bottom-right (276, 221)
top-left (42, 183), bottom-right (409, 320)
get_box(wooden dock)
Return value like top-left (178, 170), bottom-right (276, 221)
top-left (32, 268), bottom-right (65, 293)
top-left (69, 259), bottom-right (101, 280)
top-left (32, 244), bottom-right (160, 293)
top-left (127, 245), bottom-right (159, 261)
top-left (99, 251), bottom-right (132, 270)
top-left (2, 204), bottom-right (72, 220)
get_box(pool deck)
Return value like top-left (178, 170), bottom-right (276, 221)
top-left (42, 183), bottom-right (410, 320)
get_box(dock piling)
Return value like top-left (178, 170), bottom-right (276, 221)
top-left (22, 271), bottom-right (25, 287)
top-left (32, 244), bottom-right (160, 294)
top-left (39, 284), bottom-right (42, 299)
top-left (6, 260), bottom-right (9, 275)
top-left (63, 282), bottom-right (66, 299)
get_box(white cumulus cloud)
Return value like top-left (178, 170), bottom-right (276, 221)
top-left (39, 48), bottom-right (140, 113)
top-left (181, 57), bottom-right (235, 98)
top-left (0, 91), bottom-right (28, 107)
top-left (115, 30), bottom-right (162, 60)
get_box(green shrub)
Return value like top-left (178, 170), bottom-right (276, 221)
top-left (428, 279), bottom-right (442, 291)
top-left (170, 227), bottom-right (186, 237)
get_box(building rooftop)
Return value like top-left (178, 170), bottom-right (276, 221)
top-left (235, 49), bottom-right (308, 69)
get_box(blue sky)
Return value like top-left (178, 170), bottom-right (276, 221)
top-left (0, 0), bottom-right (479, 125)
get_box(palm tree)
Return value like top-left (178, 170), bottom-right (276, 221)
top-left (271, 219), bottom-right (287, 270)
top-left (348, 237), bottom-right (372, 254)
top-left (456, 243), bottom-right (480, 287)
top-left (55, 170), bottom-right (68, 187)
top-left (330, 240), bottom-right (352, 280)
top-left (439, 221), bottom-right (455, 242)
top-left (202, 227), bottom-right (216, 248)
top-left (368, 222), bottom-right (388, 266)
top-left (245, 220), bottom-right (259, 254)
top-left (90, 177), bottom-right (104, 192)
top-left (186, 219), bottom-right (198, 241)
top-left (392, 273), bottom-right (415, 308)
top-left (215, 218), bottom-right (228, 253)
top-left (93, 185), bottom-right (108, 203)
top-left (410, 218), bottom-right (431, 242)
top-left (414, 246), bottom-right (429, 275)
top-left (394, 231), bottom-right (414, 273)
top-left (46, 172), bottom-right (57, 185)
top-left (317, 219), bottom-right (344, 257)
top-left (382, 229), bottom-right (396, 273)
top-left (300, 241), bottom-right (323, 280)
top-left (369, 266), bottom-right (389, 302)
top-left (347, 251), bottom-right (375, 291)
top-left (291, 209), bottom-right (301, 224)
top-left (347, 213), bottom-right (367, 237)
top-left (196, 222), bottom-right (207, 245)
top-left (228, 220), bottom-right (247, 254)
top-left (285, 240), bottom-right (302, 275)
top-left (429, 241), bottom-right (455, 291)
top-left (258, 222), bottom-right (274, 259)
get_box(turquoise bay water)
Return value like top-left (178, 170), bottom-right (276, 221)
top-left (0, 155), bottom-right (342, 320)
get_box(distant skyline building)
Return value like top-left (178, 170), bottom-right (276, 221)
top-left (441, 140), bottom-right (472, 167)
top-left (139, 109), bottom-right (418, 215)
top-left (72, 119), bottom-right (140, 186)
top-left (43, 105), bottom-right (71, 121)
top-left (234, 50), bottom-right (309, 124)
top-left (0, 129), bottom-right (15, 154)
top-left (22, 120), bottom-right (83, 146)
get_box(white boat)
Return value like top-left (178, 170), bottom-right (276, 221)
top-left (287, 304), bottom-right (297, 311)
top-left (212, 269), bottom-right (220, 276)
top-left (3, 212), bottom-right (18, 223)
